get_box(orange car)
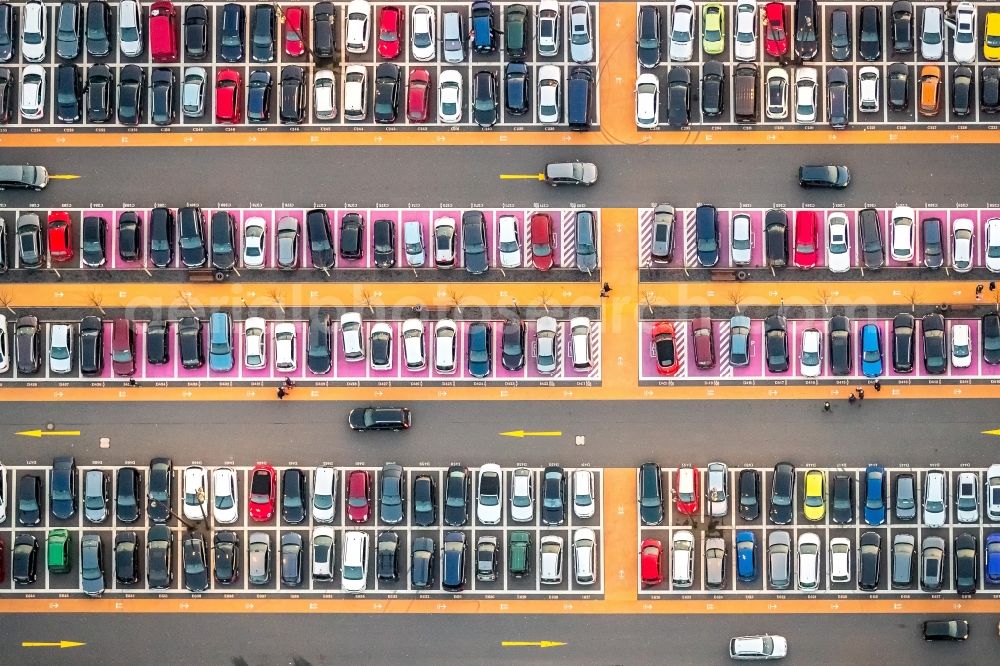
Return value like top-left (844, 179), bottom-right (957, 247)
top-left (652, 321), bottom-right (680, 375)
top-left (918, 65), bottom-right (941, 117)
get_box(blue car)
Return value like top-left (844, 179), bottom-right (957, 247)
top-left (861, 324), bottom-right (883, 377)
top-left (863, 464), bottom-right (887, 526)
top-left (467, 322), bottom-right (492, 378)
top-left (735, 530), bottom-right (756, 582)
top-left (208, 312), bottom-right (234, 372)
top-left (986, 533), bottom-right (1000, 584)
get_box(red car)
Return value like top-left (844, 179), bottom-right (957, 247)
top-left (640, 538), bottom-right (663, 586)
top-left (793, 210), bottom-right (818, 269)
top-left (248, 464), bottom-right (277, 522)
top-left (764, 2), bottom-right (788, 57)
top-left (111, 317), bottom-right (136, 377)
top-left (377, 5), bottom-right (403, 59)
top-left (346, 469), bottom-right (370, 523)
top-left (406, 68), bottom-right (431, 122)
top-left (674, 466), bottom-right (699, 515)
top-left (215, 69), bottom-right (242, 124)
top-left (47, 212), bottom-right (74, 262)
top-left (652, 322), bottom-right (680, 376)
top-left (284, 7), bottom-right (306, 57)
top-left (529, 213), bottom-right (555, 271)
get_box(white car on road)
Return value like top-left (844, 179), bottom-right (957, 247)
top-left (729, 635), bottom-right (788, 660)
top-left (212, 467), bottom-right (239, 524)
top-left (826, 212), bottom-right (851, 273)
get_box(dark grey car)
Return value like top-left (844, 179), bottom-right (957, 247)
top-left (920, 535), bottom-right (945, 591)
top-left (858, 208), bottom-right (884, 269)
top-left (276, 216), bottom-right (300, 269)
top-left (379, 463), bottom-right (405, 524)
top-left (891, 533), bottom-right (915, 588)
top-left (575, 211), bottom-right (598, 272)
top-left (80, 534), bottom-right (105, 597)
top-left (894, 472), bottom-right (917, 520)
top-left (462, 211), bottom-right (489, 275)
top-left (650, 204), bottom-right (675, 264)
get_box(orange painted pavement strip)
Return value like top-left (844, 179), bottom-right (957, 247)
top-left (602, 469), bottom-right (638, 601)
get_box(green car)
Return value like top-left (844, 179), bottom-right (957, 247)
top-left (702, 3), bottom-right (726, 55)
top-left (47, 529), bottom-right (71, 574)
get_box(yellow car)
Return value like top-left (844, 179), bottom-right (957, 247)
top-left (702, 3), bottom-right (726, 55)
top-left (986, 12), bottom-right (1000, 61)
top-left (802, 470), bottom-right (826, 521)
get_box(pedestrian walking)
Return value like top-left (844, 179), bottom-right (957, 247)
top-left (823, 401), bottom-right (831, 412)
top-left (977, 284), bottom-right (985, 301)
top-left (873, 380), bottom-right (881, 392)
top-left (128, 377), bottom-right (137, 387)
top-left (848, 394), bottom-right (856, 405)
top-left (602, 282), bottom-right (612, 294)
top-left (277, 387), bottom-right (286, 400)
top-left (858, 388), bottom-right (865, 400)
top-left (284, 377), bottom-right (295, 389)
top-left (991, 282), bottom-right (997, 292)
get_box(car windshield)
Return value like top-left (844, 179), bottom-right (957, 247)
top-left (250, 472), bottom-right (270, 500)
top-left (51, 344), bottom-right (70, 361)
top-left (697, 236), bottom-right (716, 252)
top-left (802, 347), bottom-right (819, 366)
top-left (343, 564), bottom-right (362, 579)
top-left (469, 343), bottom-right (488, 363)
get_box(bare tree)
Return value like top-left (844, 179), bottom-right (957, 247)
top-left (178, 291), bottom-right (196, 313)
top-left (643, 291), bottom-right (657, 317)
top-left (728, 288), bottom-right (745, 314)
top-left (268, 290), bottom-right (286, 315)
top-left (907, 289), bottom-right (919, 313)
top-left (816, 288), bottom-right (831, 314)
top-left (361, 290), bottom-right (375, 315)
top-left (0, 289), bottom-right (15, 315)
top-left (89, 291), bottom-right (107, 316)
top-left (449, 291), bottom-right (463, 316)
top-left (537, 289), bottom-right (552, 314)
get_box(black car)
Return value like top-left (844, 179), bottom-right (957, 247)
top-left (371, 325), bottom-right (391, 370)
top-left (444, 465), bottom-right (470, 527)
top-left (412, 474), bottom-right (436, 526)
top-left (79, 314), bottom-right (103, 375)
top-left (983, 313), bottom-right (1000, 364)
top-left (636, 4), bottom-right (660, 68)
top-left (0, 67), bottom-right (12, 123)
top-left (178, 316), bottom-right (204, 369)
top-left (858, 531), bottom-right (881, 591)
top-left (117, 64), bottom-right (145, 126)
top-left (147, 524), bottom-right (173, 588)
top-left (250, 3), bottom-right (275, 62)
top-left (411, 537), bottom-right (435, 588)
top-left (442, 531), bottom-right (467, 591)
top-left (184, 4), bottom-right (209, 59)
top-left (247, 69), bottom-right (272, 123)
top-left (922, 217), bottom-right (943, 269)
top-left (85, 0), bottom-right (111, 57)
top-left (858, 207), bottom-right (884, 269)
top-left (892, 312), bottom-right (915, 373)
top-left (769, 462), bottom-right (795, 525)
top-left (763, 314), bottom-right (788, 373)
top-left (147, 458), bottom-right (173, 523)
top-left (12, 534), bottom-right (38, 584)
top-left (379, 464), bottom-right (404, 524)
top-left (149, 206), bottom-right (175, 268)
top-left (81, 215), bottom-right (106, 267)
top-left (312, 2), bottom-right (337, 59)
top-left (541, 465), bottom-right (566, 526)
top-left (503, 4), bottom-right (527, 60)
top-left (182, 533), bottom-right (210, 592)
top-left (306, 314), bottom-right (332, 374)
top-left (219, 3), bottom-right (245, 62)
top-left (694, 204), bottom-right (719, 268)
top-left (347, 407), bottom-right (410, 431)
top-left (666, 66), bottom-right (690, 128)
top-left (17, 474), bottom-right (42, 526)
top-left (15, 315), bottom-right (42, 374)
top-left (114, 532), bottom-right (139, 585)
top-left (306, 208), bottom-right (334, 269)
top-left (858, 5), bottom-right (881, 61)
top-left (764, 209), bottom-right (788, 267)
top-left (952, 66), bottom-right (973, 117)
top-left (372, 218), bottom-right (395, 268)
top-left (827, 67), bottom-right (849, 129)
top-left (118, 211), bottom-right (141, 262)
top-left (0, 3), bottom-right (14, 61)
top-left (890, 1), bottom-right (913, 54)
top-left (467, 322), bottom-right (492, 378)
top-left (80, 534), bottom-right (105, 596)
top-left (50, 456), bottom-right (77, 520)
top-left (279, 65), bottom-right (306, 124)
top-left (700, 61), bottom-right (724, 117)
top-left (953, 533), bottom-right (977, 595)
top-left (210, 210), bottom-right (237, 270)
top-left (150, 68), bottom-right (175, 126)
top-left (178, 206), bottom-right (207, 268)
top-left (376, 532), bottom-right (399, 581)
top-left (340, 212), bottom-right (364, 260)
top-left (56, 63), bottom-right (83, 123)
top-left (373, 63), bottom-right (400, 124)
top-left (504, 63), bottom-right (529, 115)
top-left (501, 319), bottom-right (525, 371)
top-left (115, 466), bottom-right (142, 523)
top-left (462, 211), bottom-right (489, 275)
top-left (829, 314), bottom-right (852, 375)
top-left (281, 468), bottom-right (308, 524)
top-left (213, 531), bottom-right (240, 584)
top-left (983, 67), bottom-right (1000, 113)
top-left (738, 468), bottom-right (760, 521)
top-left (794, 0), bottom-right (818, 60)
top-left (146, 319), bottom-right (170, 365)
top-left (472, 70), bottom-right (498, 127)
top-left (923, 620), bottom-right (969, 641)
top-left (638, 462), bottom-right (664, 525)
top-left (887, 62), bottom-right (909, 112)
top-left (829, 8), bottom-right (851, 61)
top-left (56, 0), bottom-right (83, 60)
top-left (831, 473), bottom-right (854, 524)
top-left (921, 313), bottom-right (947, 374)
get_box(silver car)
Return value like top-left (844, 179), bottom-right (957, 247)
top-left (706, 462), bottom-right (728, 517)
top-left (919, 7), bottom-right (943, 60)
top-left (920, 535), bottom-right (945, 591)
top-left (182, 67), bottom-right (207, 118)
top-left (49, 324), bottom-right (73, 374)
top-left (923, 470), bottom-right (947, 527)
top-left (536, 316), bottom-right (558, 374)
top-left (891, 533), bottom-right (915, 589)
top-left (767, 530), bottom-right (792, 589)
top-left (955, 472), bottom-right (979, 523)
top-left (248, 532), bottom-right (271, 585)
top-left (650, 204), bottom-right (675, 264)
top-left (730, 213), bottom-right (752, 266)
top-left (704, 537), bottom-right (726, 589)
top-left (119, 0), bottom-right (143, 57)
top-left (568, 1), bottom-right (593, 63)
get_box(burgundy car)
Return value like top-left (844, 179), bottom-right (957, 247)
top-left (346, 469), bottom-right (370, 523)
top-left (111, 318), bottom-right (136, 377)
top-left (691, 317), bottom-right (716, 369)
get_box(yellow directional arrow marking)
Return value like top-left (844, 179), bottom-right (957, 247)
top-left (501, 641), bottom-right (566, 648)
top-left (48, 174), bottom-right (81, 180)
top-left (499, 173), bottom-right (545, 181)
top-left (500, 430), bottom-right (563, 438)
top-left (16, 429), bottom-right (81, 438)
top-left (981, 428), bottom-right (1000, 436)
top-left (22, 641), bottom-right (86, 648)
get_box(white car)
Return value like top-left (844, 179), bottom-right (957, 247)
top-left (794, 67), bottom-right (817, 123)
top-left (729, 635), bottom-right (788, 661)
top-left (537, 0), bottom-right (561, 57)
top-left (345, 0), bottom-right (371, 54)
top-left (669, 0), bottom-right (695, 61)
top-left (765, 68), bottom-right (789, 120)
top-left (0, 462), bottom-right (6, 522)
top-left (572, 469), bottom-right (595, 519)
top-left (706, 461), bottom-right (728, 517)
top-left (986, 218), bottom-right (1000, 272)
top-left (536, 315), bottom-right (559, 374)
top-left (800, 328), bottom-right (822, 377)
top-left (733, 2), bottom-right (757, 61)
top-left (572, 527), bottom-right (596, 585)
top-left (731, 213), bottom-right (753, 266)
top-left (952, 3), bottom-right (976, 65)
top-left (826, 212), bottom-right (851, 273)
top-left (829, 537), bottom-right (851, 583)
top-left (341, 530), bottom-right (369, 592)
top-left (477, 464), bottom-right (503, 525)
top-left (341, 312), bottom-right (365, 361)
top-left (438, 69), bottom-right (463, 124)
top-left (182, 67), bottom-right (207, 118)
top-left (20, 65), bottom-right (46, 120)
top-left (401, 318), bottom-right (426, 371)
top-left (797, 532), bottom-right (821, 590)
top-left (312, 527), bottom-right (336, 578)
top-left (312, 466), bottom-right (337, 523)
top-left (242, 216), bottom-right (266, 268)
top-left (890, 206), bottom-right (915, 262)
top-left (48, 324), bottom-right (72, 374)
top-left (986, 464), bottom-right (1000, 521)
top-left (955, 471), bottom-right (979, 523)
top-left (920, 7), bottom-right (944, 60)
top-left (498, 215), bottom-right (521, 268)
top-left (671, 530), bottom-right (694, 587)
top-left (538, 65), bottom-right (561, 124)
top-left (182, 466), bottom-right (210, 521)
top-left (434, 216), bottom-right (456, 267)
top-left (313, 70), bottom-right (337, 120)
top-left (635, 72), bottom-right (660, 129)
top-left (212, 467), bottom-right (239, 524)
top-left (568, 0), bottom-right (593, 64)
top-left (369, 323), bottom-right (392, 371)
top-left (343, 65), bottom-right (367, 121)
top-left (244, 317), bottom-right (268, 370)
top-left (119, 0), bottom-right (143, 57)
top-left (274, 322), bottom-right (297, 372)
top-left (510, 468), bottom-right (534, 522)
top-left (21, 0), bottom-right (47, 63)
top-left (0, 314), bottom-right (8, 373)
top-left (410, 4), bottom-right (436, 61)
top-left (858, 66), bottom-right (879, 113)
top-left (951, 324), bottom-right (972, 368)
top-left (952, 218), bottom-right (974, 273)
top-left (434, 318), bottom-right (457, 373)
